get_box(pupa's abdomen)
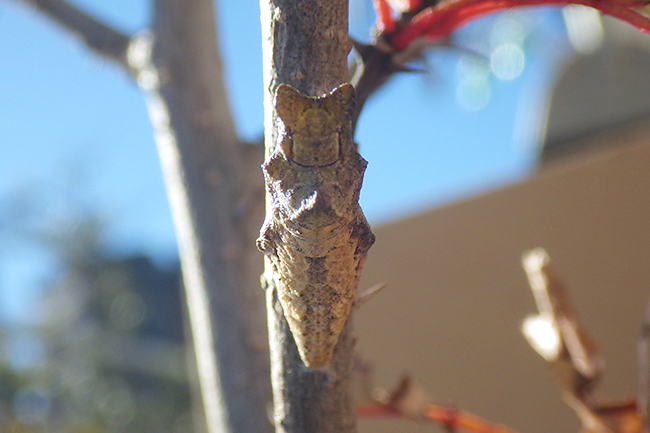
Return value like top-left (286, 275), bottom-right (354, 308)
top-left (257, 83), bottom-right (375, 368)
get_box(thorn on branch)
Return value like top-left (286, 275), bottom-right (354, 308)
top-left (356, 282), bottom-right (387, 308)
top-left (349, 38), bottom-right (431, 133)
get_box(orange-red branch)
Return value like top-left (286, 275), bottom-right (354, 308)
top-left (424, 405), bottom-right (521, 433)
top-left (388, 0), bottom-right (650, 49)
top-left (374, 0), bottom-right (397, 33)
top-left (357, 403), bottom-right (522, 433)
top-left (356, 403), bottom-right (402, 417)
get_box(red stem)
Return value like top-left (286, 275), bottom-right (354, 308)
top-left (356, 403), bottom-right (522, 433)
top-left (374, 0), bottom-right (397, 33)
top-left (390, 0), bottom-right (650, 49)
top-left (355, 403), bottom-right (401, 417)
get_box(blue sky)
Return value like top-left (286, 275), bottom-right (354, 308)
top-left (0, 0), bottom-right (572, 324)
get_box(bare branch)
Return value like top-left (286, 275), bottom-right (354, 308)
top-left (139, 0), bottom-right (273, 432)
top-left (15, 0), bottom-right (131, 68)
top-left (13, 0), bottom-right (271, 430)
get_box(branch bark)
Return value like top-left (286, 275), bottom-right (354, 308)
top-left (14, 0), bottom-right (131, 68)
top-left (139, 1), bottom-right (272, 432)
top-left (260, 1), bottom-right (374, 432)
top-left (13, 0), bottom-right (273, 431)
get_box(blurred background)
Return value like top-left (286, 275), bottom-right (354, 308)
top-left (2, 0), bottom-right (650, 431)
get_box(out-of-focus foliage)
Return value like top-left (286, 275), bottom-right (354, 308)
top-left (0, 191), bottom-right (193, 433)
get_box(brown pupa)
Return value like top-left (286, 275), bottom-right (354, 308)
top-left (257, 83), bottom-right (375, 368)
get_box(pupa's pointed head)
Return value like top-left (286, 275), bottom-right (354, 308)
top-left (274, 83), bottom-right (355, 167)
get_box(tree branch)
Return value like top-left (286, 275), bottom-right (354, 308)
top-left (260, 1), bottom-right (374, 432)
top-left (11, 0), bottom-right (272, 430)
top-left (131, 0), bottom-right (273, 432)
top-left (14, 0), bottom-right (131, 69)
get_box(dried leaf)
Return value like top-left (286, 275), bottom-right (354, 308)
top-left (522, 248), bottom-right (602, 398)
top-left (521, 249), bottom-right (642, 433)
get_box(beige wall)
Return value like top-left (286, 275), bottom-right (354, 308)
top-left (356, 127), bottom-right (650, 433)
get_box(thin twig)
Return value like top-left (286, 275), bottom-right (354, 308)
top-left (356, 403), bottom-right (522, 433)
top-left (15, 0), bottom-right (131, 69)
top-left (355, 375), bottom-right (522, 433)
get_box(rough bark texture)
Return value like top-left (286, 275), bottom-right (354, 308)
top-left (259, 1), bottom-right (374, 431)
